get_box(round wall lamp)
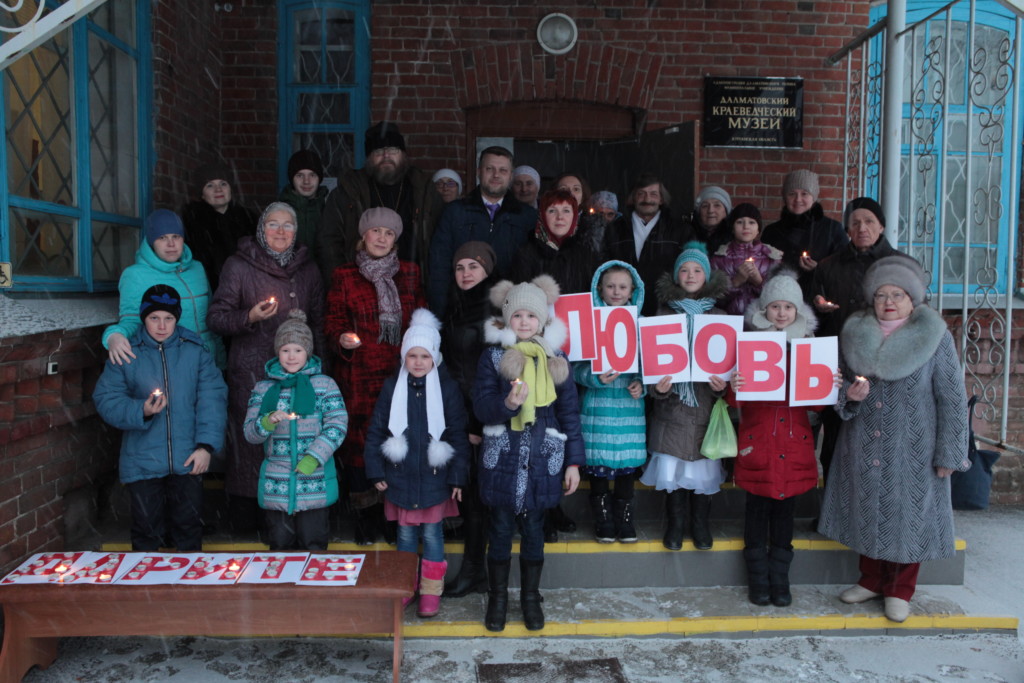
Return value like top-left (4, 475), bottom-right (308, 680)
top-left (536, 13), bottom-right (578, 55)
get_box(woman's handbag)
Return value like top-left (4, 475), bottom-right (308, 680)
top-left (700, 398), bottom-right (738, 460)
top-left (951, 395), bottom-right (1000, 510)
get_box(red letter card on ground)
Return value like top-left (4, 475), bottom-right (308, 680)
top-left (638, 315), bottom-right (689, 384)
top-left (790, 337), bottom-right (839, 406)
top-left (115, 554), bottom-right (196, 584)
top-left (237, 553), bottom-right (311, 584)
top-left (0, 552), bottom-right (88, 584)
top-left (297, 554), bottom-right (366, 586)
top-left (591, 305), bottom-right (639, 374)
top-left (179, 554), bottom-right (254, 584)
top-left (691, 316), bottom-right (743, 382)
top-left (553, 292), bottom-right (596, 360)
top-left (735, 331), bottom-right (788, 401)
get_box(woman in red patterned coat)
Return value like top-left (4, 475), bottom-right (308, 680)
top-left (325, 207), bottom-right (425, 544)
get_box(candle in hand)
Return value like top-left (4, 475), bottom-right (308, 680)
top-left (802, 251), bottom-right (809, 258)
top-left (267, 296), bottom-right (276, 306)
top-left (152, 389), bottom-right (163, 398)
top-left (512, 378), bottom-right (524, 387)
top-left (288, 412), bottom-right (298, 420)
top-left (855, 375), bottom-right (867, 383)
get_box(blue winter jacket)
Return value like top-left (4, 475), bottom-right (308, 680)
top-left (473, 340), bottom-right (586, 513)
top-left (364, 365), bottom-right (471, 511)
top-left (427, 187), bottom-right (536, 315)
top-left (93, 326), bottom-right (228, 484)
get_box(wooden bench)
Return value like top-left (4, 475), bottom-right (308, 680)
top-left (0, 550), bottom-right (418, 683)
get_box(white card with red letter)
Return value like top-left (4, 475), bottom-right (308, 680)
top-left (237, 553), bottom-right (311, 584)
top-left (789, 337), bottom-right (839, 406)
top-left (0, 551), bottom-right (89, 584)
top-left (296, 554), bottom-right (365, 586)
top-left (59, 552), bottom-right (137, 584)
top-left (591, 306), bottom-right (639, 374)
top-left (690, 315), bottom-right (743, 382)
top-left (638, 315), bottom-right (689, 384)
top-left (179, 554), bottom-right (253, 584)
top-left (735, 331), bottom-right (788, 401)
top-left (115, 554), bottom-right (196, 584)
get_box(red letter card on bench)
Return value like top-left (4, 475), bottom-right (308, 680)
top-left (180, 554), bottom-right (254, 584)
top-left (116, 554), bottom-right (195, 584)
top-left (297, 554), bottom-right (366, 586)
top-left (638, 315), bottom-right (689, 384)
top-left (0, 552), bottom-right (88, 584)
top-left (789, 337), bottom-right (839, 406)
top-left (735, 331), bottom-right (787, 401)
top-left (238, 553), bottom-right (310, 584)
top-left (60, 552), bottom-right (135, 584)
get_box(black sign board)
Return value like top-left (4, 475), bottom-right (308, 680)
top-left (703, 77), bottom-right (803, 148)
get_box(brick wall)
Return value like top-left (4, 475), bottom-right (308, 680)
top-left (0, 326), bottom-right (119, 575)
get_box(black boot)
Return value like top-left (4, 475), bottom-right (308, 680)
top-left (690, 493), bottom-right (714, 550)
top-left (613, 498), bottom-right (637, 543)
top-left (445, 509), bottom-right (488, 597)
top-left (591, 493), bottom-right (615, 543)
top-left (352, 506), bottom-right (377, 546)
top-left (768, 546), bottom-right (795, 607)
top-left (484, 559), bottom-right (511, 632)
top-left (551, 503), bottom-right (576, 533)
top-left (743, 547), bottom-right (771, 606)
top-left (663, 490), bottom-right (687, 551)
top-left (520, 558), bottom-right (545, 631)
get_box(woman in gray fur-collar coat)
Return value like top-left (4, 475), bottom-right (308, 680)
top-left (818, 256), bottom-right (969, 624)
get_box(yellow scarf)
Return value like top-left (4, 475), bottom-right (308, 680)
top-left (510, 340), bottom-right (557, 431)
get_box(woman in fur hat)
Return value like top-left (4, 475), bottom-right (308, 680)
top-left (640, 241), bottom-right (730, 552)
top-left (363, 309), bottom-right (470, 618)
top-left (729, 270), bottom-right (840, 607)
top-left (819, 256), bottom-right (970, 623)
top-left (472, 275), bottom-right (585, 632)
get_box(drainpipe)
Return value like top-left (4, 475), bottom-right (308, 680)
top-left (882, 0), bottom-right (906, 247)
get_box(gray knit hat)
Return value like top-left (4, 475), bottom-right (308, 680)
top-left (862, 256), bottom-right (927, 306)
top-left (358, 207), bottom-right (404, 238)
top-left (491, 275), bottom-right (560, 330)
top-left (274, 309), bottom-right (314, 355)
top-left (782, 170), bottom-right (820, 200)
top-left (695, 186), bottom-right (732, 214)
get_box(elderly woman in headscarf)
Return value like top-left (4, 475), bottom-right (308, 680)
top-left (325, 207), bottom-right (426, 544)
top-left (208, 201), bottom-right (325, 532)
top-left (819, 256), bottom-right (969, 623)
top-left (692, 185), bottom-right (733, 254)
top-left (433, 168), bottom-right (464, 204)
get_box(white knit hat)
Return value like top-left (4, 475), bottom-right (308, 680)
top-left (400, 309), bottom-right (442, 365)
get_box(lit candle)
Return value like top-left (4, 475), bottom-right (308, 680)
top-left (802, 251), bottom-right (809, 258)
top-left (855, 375), bottom-right (867, 383)
top-left (152, 388), bottom-right (163, 398)
top-left (350, 333), bottom-right (361, 344)
top-left (288, 412), bottom-right (298, 420)
top-left (268, 296), bottom-right (276, 305)
top-left (99, 574), bottom-right (111, 581)
top-left (55, 565), bottom-right (68, 573)
top-left (228, 563), bottom-right (241, 572)
top-left (344, 563), bottom-right (355, 570)
top-left (512, 378), bottom-right (524, 386)
top-left (745, 257), bottom-right (754, 263)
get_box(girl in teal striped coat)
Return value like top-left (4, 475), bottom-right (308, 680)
top-left (572, 260), bottom-right (647, 543)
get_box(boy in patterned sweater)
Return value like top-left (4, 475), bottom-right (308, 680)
top-left (244, 310), bottom-right (348, 550)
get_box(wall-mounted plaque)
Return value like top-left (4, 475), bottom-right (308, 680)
top-left (703, 76), bottom-right (803, 148)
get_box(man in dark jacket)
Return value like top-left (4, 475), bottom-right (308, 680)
top-left (316, 121), bottom-right (443, 283)
top-left (604, 173), bottom-right (694, 316)
top-left (427, 146), bottom-right (537, 316)
top-left (811, 196), bottom-right (916, 480)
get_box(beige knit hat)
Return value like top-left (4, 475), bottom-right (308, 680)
top-left (274, 309), bottom-right (314, 354)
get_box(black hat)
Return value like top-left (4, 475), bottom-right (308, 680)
top-left (843, 196), bottom-right (886, 228)
top-left (193, 162), bottom-right (232, 196)
top-left (287, 150), bottom-right (323, 180)
top-left (140, 284), bottom-right (182, 321)
top-left (365, 121), bottom-right (406, 153)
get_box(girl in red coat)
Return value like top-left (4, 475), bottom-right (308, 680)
top-left (728, 270), bottom-right (840, 607)
top-left (325, 207), bottom-right (425, 544)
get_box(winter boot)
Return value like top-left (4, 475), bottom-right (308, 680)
top-left (417, 559), bottom-right (447, 618)
top-left (551, 503), bottom-right (576, 532)
top-left (591, 493), bottom-right (615, 543)
top-left (613, 497), bottom-right (638, 543)
top-left (445, 509), bottom-right (488, 597)
top-left (743, 547), bottom-right (771, 606)
top-left (768, 546), bottom-right (795, 607)
top-left (663, 489), bottom-right (687, 551)
top-left (690, 493), bottom-right (714, 550)
top-left (352, 505), bottom-right (377, 546)
top-left (519, 558), bottom-right (545, 631)
top-left (484, 559), bottom-right (511, 632)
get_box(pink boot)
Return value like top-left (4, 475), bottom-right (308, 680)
top-left (417, 559), bottom-right (447, 618)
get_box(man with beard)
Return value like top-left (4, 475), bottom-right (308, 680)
top-left (427, 146), bottom-right (537, 316)
top-left (604, 173), bottom-right (694, 316)
top-left (316, 121), bottom-right (443, 282)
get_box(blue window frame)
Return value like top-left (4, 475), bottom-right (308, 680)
top-left (867, 1), bottom-right (1023, 297)
top-left (277, 0), bottom-right (370, 185)
top-left (0, 0), bottom-right (152, 293)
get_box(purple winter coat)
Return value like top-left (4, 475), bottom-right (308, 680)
top-left (710, 240), bottom-right (782, 316)
top-left (207, 236), bottom-right (325, 498)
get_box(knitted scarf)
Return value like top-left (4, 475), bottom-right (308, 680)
top-left (356, 249), bottom-right (402, 345)
top-left (388, 367), bottom-right (446, 444)
top-left (509, 340), bottom-right (557, 431)
top-left (666, 296), bottom-right (715, 406)
top-left (259, 371), bottom-right (316, 417)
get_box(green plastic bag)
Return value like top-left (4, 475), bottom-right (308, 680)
top-left (700, 398), bottom-right (738, 460)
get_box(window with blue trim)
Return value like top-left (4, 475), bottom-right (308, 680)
top-left (278, 0), bottom-right (370, 185)
top-left (0, 0), bottom-right (150, 293)
top-left (867, 1), bottom-right (1022, 298)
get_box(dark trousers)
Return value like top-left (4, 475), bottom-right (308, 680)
top-left (488, 507), bottom-right (545, 563)
top-left (743, 493), bottom-right (796, 551)
top-left (126, 473), bottom-right (204, 551)
top-left (589, 472), bottom-right (635, 500)
top-left (264, 507), bottom-right (330, 551)
top-left (858, 555), bottom-right (921, 601)
top-left (819, 407), bottom-right (842, 483)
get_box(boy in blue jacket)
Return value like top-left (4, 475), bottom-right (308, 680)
top-left (94, 284), bottom-right (228, 551)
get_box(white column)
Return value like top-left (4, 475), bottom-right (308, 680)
top-left (881, 0), bottom-right (907, 246)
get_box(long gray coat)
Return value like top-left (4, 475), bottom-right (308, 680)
top-left (207, 236), bottom-right (325, 498)
top-left (819, 305), bottom-right (969, 563)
